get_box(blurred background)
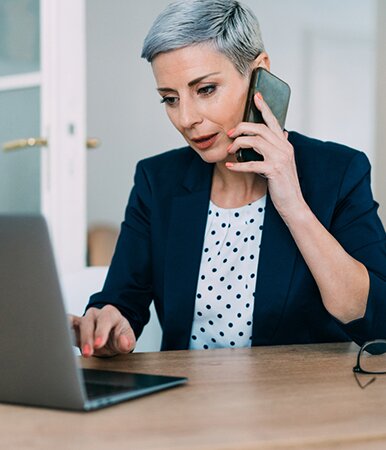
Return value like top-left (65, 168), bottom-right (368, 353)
top-left (0, 0), bottom-right (385, 350)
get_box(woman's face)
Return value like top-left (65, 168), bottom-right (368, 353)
top-left (152, 44), bottom-right (262, 164)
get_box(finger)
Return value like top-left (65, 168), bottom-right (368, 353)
top-left (228, 122), bottom-right (284, 148)
top-left (68, 314), bottom-right (80, 327)
top-left (254, 92), bottom-right (283, 137)
top-left (227, 135), bottom-right (269, 157)
top-left (93, 305), bottom-right (136, 355)
top-left (93, 307), bottom-right (121, 349)
top-left (225, 160), bottom-right (269, 177)
top-left (117, 334), bottom-right (135, 353)
top-left (78, 310), bottom-right (98, 357)
top-left (69, 316), bottom-right (81, 349)
top-left (114, 321), bottom-right (137, 353)
top-left (99, 330), bottom-right (129, 356)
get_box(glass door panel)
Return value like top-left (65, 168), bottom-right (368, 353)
top-left (0, 87), bottom-right (41, 213)
top-left (0, 0), bottom-right (40, 77)
top-left (0, 0), bottom-right (87, 271)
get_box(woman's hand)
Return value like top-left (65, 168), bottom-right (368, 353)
top-left (69, 305), bottom-right (136, 358)
top-left (226, 92), bottom-right (307, 221)
top-left (226, 93), bottom-right (370, 323)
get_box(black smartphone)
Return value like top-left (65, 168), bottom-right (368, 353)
top-left (235, 67), bottom-right (291, 162)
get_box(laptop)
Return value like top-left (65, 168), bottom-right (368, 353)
top-left (0, 215), bottom-right (187, 411)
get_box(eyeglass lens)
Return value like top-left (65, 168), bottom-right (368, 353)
top-left (360, 341), bottom-right (386, 373)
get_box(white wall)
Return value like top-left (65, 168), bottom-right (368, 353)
top-left (86, 0), bottom-right (380, 230)
top-left (86, 0), bottom-right (182, 228)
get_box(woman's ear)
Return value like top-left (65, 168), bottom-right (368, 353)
top-left (252, 52), bottom-right (271, 71)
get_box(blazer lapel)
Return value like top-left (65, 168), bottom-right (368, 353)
top-left (162, 154), bottom-right (213, 350)
top-left (251, 192), bottom-right (299, 345)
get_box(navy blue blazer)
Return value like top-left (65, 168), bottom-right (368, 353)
top-left (88, 131), bottom-right (386, 351)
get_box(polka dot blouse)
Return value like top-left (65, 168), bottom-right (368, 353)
top-left (189, 195), bottom-right (267, 350)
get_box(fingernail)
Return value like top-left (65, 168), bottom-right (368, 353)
top-left (225, 162), bottom-right (234, 168)
top-left (94, 337), bottom-right (102, 347)
top-left (82, 344), bottom-right (91, 356)
top-left (227, 128), bottom-right (235, 137)
top-left (256, 92), bottom-right (263, 100)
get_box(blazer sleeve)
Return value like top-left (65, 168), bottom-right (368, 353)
top-left (329, 151), bottom-right (386, 344)
top-left (86, 160), bottom-right (153, 339)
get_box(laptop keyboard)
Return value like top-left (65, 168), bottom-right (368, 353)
top-left (82, 369), bottom-right (137, 400)
top-left (85, 382), bottom-right (134, 400)
top-left (81, 368), bottom-right (186, 402)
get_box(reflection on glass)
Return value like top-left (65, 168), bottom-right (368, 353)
top-left (0, 87), bottom-right (40, 213)
top-left (0, 0), bottom-right (40, 76)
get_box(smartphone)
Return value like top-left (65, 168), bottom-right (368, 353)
top-left (235, 67), bottom-right (291, 162)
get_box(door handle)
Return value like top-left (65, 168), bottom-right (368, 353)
top-left (2, 137), bottom-right (101, 152)
top-left (86, 137), bottom-right (101, 149)
top-left (2, 137), bottom-right (48, 152)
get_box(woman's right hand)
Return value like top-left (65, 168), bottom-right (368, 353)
top-left (69, 305), bottom-right (136, 358)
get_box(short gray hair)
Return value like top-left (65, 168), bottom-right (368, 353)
top-left (141, 0), bottom-right (265, 76)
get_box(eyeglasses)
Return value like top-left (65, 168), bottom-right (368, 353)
top-left (353, 339), bottom-right (386, 389)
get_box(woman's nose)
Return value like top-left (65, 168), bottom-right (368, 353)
top-left (178, 99), bottom-right (203, 129)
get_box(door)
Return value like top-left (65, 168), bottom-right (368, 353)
top-left (0, 0), bottom-right (41, 214)
top-left (0, 0), bottom-right (87, 274)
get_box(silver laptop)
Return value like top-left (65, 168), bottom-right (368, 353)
top-left (0, 215), bottom-right (187, 411)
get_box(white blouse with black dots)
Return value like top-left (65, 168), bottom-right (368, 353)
top-left (189, 195), bottom-right (267, 350)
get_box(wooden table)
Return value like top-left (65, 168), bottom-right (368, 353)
top-left (1, 343), bottom-right (386, 449)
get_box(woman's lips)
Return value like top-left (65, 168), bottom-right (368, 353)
top-left (191, 133), bottom-right (219, 150)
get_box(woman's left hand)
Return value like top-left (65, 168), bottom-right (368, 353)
top-left (227, 93), bottom-right (370, 324)
top-left (226, 92), bottom-right (306, 220)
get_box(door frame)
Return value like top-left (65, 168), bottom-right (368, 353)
top-left (41, 0), bottom-right (87, 274)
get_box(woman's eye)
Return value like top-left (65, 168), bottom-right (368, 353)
top-left (160, 96), bottom-right (179, 106)
top-left (198, 85), bottom-right (216, 96)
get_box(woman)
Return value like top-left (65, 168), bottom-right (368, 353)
top-left (71, 0), bottom-right (386, 357)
